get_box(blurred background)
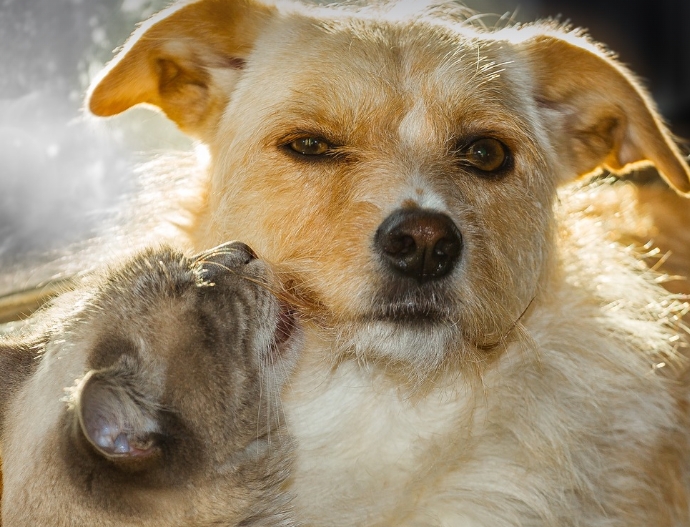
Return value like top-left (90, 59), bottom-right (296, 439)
top-left (0, 0), bottom-right (688, 296)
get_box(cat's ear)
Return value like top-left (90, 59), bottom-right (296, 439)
top-left (76, 357), bottom-right (161, 461)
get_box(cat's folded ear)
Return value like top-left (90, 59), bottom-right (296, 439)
top-left (76, 356), bottom-right (161, 462)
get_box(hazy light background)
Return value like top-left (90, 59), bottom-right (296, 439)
top-left (0, 0), bottom-right (688, 295)
top-left (0, 0), bottom-right (188, 294)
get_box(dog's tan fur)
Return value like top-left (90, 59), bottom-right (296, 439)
top-left (0, 243), bottom-right (300, 526)
top-left (38, 0), bottom-right (690, 524)
top-left (584, 179), bottom-right (690, 297)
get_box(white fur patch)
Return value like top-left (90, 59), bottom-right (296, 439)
top-left (397, 173), bottom-right (449, 211)
top-left (398, 99), bottom-right (432, 149)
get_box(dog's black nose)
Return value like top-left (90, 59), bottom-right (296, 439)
top-left (375, 209), bottom-right (462, 283)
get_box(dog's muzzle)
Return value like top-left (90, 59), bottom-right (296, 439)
top-left (375, 208), bottom-right (462, 283)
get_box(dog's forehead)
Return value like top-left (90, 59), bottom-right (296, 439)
top-left (236, 11), bottom-right (536, 146)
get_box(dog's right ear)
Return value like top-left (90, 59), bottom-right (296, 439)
top-left (87, 0), bottom-right (275, 139)
top-left (515, 29), bottom-right (690, 196)
top-left (76, 358), bottom-right (161, 462)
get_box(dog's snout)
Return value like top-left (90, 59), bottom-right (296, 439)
top-left (375, 209), bottom-right (462, 283)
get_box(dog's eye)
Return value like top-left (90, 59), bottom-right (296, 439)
top-left (458, 138), bottom-right (509, 173)
top-left (288, 137), bottom-right (331, 156)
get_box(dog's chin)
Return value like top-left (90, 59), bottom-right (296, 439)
top-left (336, 306), bottom-right (464, 373)
top-left (370, 301), bottom-right (454, 324)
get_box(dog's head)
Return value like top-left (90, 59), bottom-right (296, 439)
top-left (89, 0), bottom-right (690, 375)
top-left (0, 242), bottom-right (300, 526)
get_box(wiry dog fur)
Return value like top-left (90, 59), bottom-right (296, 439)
top-left (0, 242), bottom-right (300, 526)
top-left (39, 0), bottom-right (690, 525)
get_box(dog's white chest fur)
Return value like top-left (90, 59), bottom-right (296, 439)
top-left (285, 358), bottom-right (477, 526)
top-left (285, 272), bottom-right (683, 527)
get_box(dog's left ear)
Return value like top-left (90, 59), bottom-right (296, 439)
top-left (87, 0), bottom-right (275, 139)
top-left (518, 32), bottom-right (690, 195)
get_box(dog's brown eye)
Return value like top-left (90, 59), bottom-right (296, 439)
top-left (289, 137), bottom-right (330, 156)
top-left (459, 138), bottom-right (509, 173)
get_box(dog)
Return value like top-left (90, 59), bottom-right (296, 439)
top-left (87, 0), bottom-right (690, 524)
top-left (0, 242), bottom-right (301, 526)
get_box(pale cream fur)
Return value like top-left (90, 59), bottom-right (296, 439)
top-left (82, 0), bottom-right (690, 525)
